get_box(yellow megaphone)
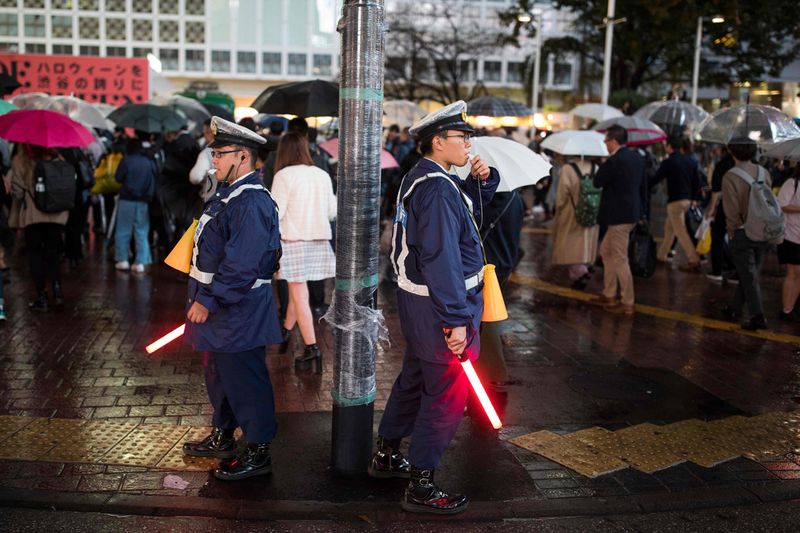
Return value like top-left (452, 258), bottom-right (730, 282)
top-left (481, 264), bottom-right (508, 322)
top-left (163, 219), bottom-right (198, 273)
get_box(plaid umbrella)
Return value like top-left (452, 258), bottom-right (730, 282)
top-left (466, 96), bottom-right (531, 118)
top-left (593, 116), bottom-right (667, 146)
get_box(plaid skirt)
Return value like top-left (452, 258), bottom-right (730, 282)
top-left (277, 240), bottom-right (335, 282)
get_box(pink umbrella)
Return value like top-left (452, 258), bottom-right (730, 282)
top-left (0, 109), bottom-right (95, 148)
top-left (319, 137), bottom-right (399, 169)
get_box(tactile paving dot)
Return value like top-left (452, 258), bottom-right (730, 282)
top-left (101, 424), bottom-right (191, 467)
top-left (156, 426), bottom-right (221, 471)
top-left (0, 415), bottom-right (36, 443)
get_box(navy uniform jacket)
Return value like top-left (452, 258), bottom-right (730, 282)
top-left (391, 157), bottom-right (499, 364)
top-left (594, 147), bottom-right (646, 225)
top-left (184, 171), bottom-right (282, 352)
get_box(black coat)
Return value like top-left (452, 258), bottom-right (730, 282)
top-left (650, 152), bottom-right (701, 202)
top-left (480, 191), bottom-right (524, 278)
top-left (593, 147), bottom-right (646, 225)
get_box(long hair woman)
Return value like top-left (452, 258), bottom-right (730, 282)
top-left (271, 132), bottom-right (336, 372)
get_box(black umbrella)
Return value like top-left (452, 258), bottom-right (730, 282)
top-left (466, 96), bottom-right (531, 118)
top-left (0, 73), bottom-right (21, 97)
top-left (251, 79), bottom-right (339, 118)
top-left (202, 102), bottom-right (234, 122)
top-left (108, 103), bottom-right (187, 133)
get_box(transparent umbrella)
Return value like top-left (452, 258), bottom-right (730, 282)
top-left (695, 104), bottom-right (800, 145)
top-left (40, 95), bottom-right (110, 130)
top-left (383, 100), bottom-right (426, 128)
top-left (9, 92), bottom-right (50, 109)
top-left (634, 100), bottom-right (709, 137)
top-left (570, 103), bottom-right (623, 122)
top-left (764, 138), bottom-right (800, 161)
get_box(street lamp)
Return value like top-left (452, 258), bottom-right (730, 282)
top-left (691, 15), bottom-right (725, 106)
top-left (518, 7), bottom-right (543, 115)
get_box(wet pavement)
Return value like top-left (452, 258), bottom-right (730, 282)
top-left (0, 222), bottom-right (800, 526)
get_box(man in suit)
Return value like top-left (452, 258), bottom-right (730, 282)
top-left (590, 125), bottom-right (646, 315)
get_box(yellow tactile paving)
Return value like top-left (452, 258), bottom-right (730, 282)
top-left (0, 416), bottom-right (225, 471)
top-left (510, 411), bottom-right (800, 477)
top-left (509, 273), bottom-right (800, 345)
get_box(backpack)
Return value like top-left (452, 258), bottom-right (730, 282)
top-left (568, 162), bottom-right (601, 227)
top-left (32, 160), bottom-right (76, 213)
top-left (729, 166), bottom-right (785, 244)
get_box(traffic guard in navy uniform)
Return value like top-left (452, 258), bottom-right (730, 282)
top-left (369, 101), bottom-right (500, 514)
top-left (181, 116), bottom-right (283, 481)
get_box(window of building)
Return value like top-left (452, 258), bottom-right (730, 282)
top-left (237, 51), bottom-right (256, 74)
top-left (483, 60), bottom-right (501, 82)
top-left (159, 0), bottom-right (178, 14)
top-left (412, 57), bottom-right (429, 81)
top-left (553, 62), bottom-right (572, 87)
top-left (211, 50), bottom-right (230, 72)
top-left (51, 15), bottom-right (72, 38)
top-left (159, 48), bottom-right (178, 71)
top-left (310, 0), bottom-right (338, 47)
top-left (185, 49), bottom-right (204, 71)
top-left (105, 0), bottom-right (125, 11)
top-left (459, 60), bottom-right (477, 82)
top-left (386, 57), bottom-right (407, 79)
top-left (0, 14), bottom-right (17, 37)
top-left (79, 17), bottom-right (99, 39)
top-left (24, 15), bottom-right (45, 38)
top-left (80, 45), bottom-right (100, 56)
top-left (25, 43), bottom-right (46, 54)
top-left (288, 53), bottom-right (307, 75)
top-left (208, 0), bottom-right (230, 44)
top-left (78, 0), bottom-right (98, 9)
top-left (0, 42), bottom-right (18, 53)
top-left (51, 0), bottom-right (73, 9)
top-left (287, 1), bottom-right (308, 46)
top-left (52, 44), bottom-right (73, 55)
top-left (236, 0), bottom-right (257, 46)
top-left (506, 61), bottom-right (524, 83)
top-left (312, 54), bottom-right (332, 77)
top-left (262, 52), bottom-right (281, 75)
top-left (106, 46), bottom-right (126, 56)
top-left (261, 0), bottom-right (282, 46)
top-left (132, 47), bottom-right (151, 57)
top-left (185, 21), bottom-right (204, 44)
top-left (132, 0), bottom-right (152, 12)
top-left (133, 19), bottom-right (152, 41)
top-left (23, 0), bottom-right (45, 8)
top-left (186, 0), bottom-right (204, 15)
top-left (159, 20), bottom-right (179, 42)
top-left (106, 18), bottom-right (126, 41)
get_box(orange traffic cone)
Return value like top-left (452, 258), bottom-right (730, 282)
top-left (163, 219), bottom-right (198, 273)
top-left (481, 264), bottom-right (508, 322)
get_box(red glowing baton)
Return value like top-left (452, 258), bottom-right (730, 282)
top-left (446, 329), bottom-right (502, 429)
top-left (146, 324), bottom-right (185, 354)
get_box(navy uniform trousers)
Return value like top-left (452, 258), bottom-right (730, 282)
top-left (204, 348), bottom-right (277, 444)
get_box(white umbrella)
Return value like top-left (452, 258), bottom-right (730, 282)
top-left (40, 95), bottom-right (110, 130)
top-left (540, 130), bottom-right (609, 157)
top-left (570, 103), bottom-right (623, 122)
top-left (453, 136), bottom-right (551, 192)
top-left (383, 100), bottom-right (427, 128)
top-left (764, 138), bottom-right (800, 161)
top-left (695, 104), bottom-right (800, 145)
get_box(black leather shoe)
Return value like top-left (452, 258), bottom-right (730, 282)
top-left (295, 344), bottom-right (322, 374)
top-left (278, 325), bottom-right (292, 354)
top-left (741, 314), bottom-right (767, 331)
top-left (368, 436), bottom-right (411, 479)
top-left (52, 281), bottom-right (64, 307)
top-left (213, 442), bottom-right (272, 481)
top-left (402, 467), bottom-right (469, 515)
top-left (182, 427), bottom-right (237, 459)
top-left (29, 293), bottom-right (48, 313)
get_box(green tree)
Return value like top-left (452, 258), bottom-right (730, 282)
top-left (500, 0), bottom-right (800, 93)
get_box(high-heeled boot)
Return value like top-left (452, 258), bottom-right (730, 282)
top-left (278, 325), bottom-right (292, 354)
top-left (294, 343), bottom-right (322, 373)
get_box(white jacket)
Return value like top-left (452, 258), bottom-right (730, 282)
top-left (271, 164), bottom-right (336, 241)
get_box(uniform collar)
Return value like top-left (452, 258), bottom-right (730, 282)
top-left (421, 157), bottom-right (452, 176)
top-left (217, 170), bottom-right (258, 198)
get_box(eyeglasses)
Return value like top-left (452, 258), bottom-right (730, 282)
top-left (210, 149), bottom-right (242, 159)
top-left (443, 134), bottom-right (472, 143)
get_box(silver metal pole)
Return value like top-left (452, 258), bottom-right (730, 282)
top-left (691, 16), bottom-right (702, 106)
top-left (531, 17), bottom-right (543, 115)
top-left (601, 0), bottom-right (615, 105)
top-left (330, 0), bottom-right (385, 477)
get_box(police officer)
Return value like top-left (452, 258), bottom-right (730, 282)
top-left (181, 116), bottom-right (282, 481)
top-left (368, 101), bottom-right (500, 514)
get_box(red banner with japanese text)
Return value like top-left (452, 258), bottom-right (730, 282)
top-left (0, 54), bottom-right (149, 105)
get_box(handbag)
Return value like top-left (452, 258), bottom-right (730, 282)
top-left (685, 205), bottom-right (703, 242)
top-left (628, 222), bottom-right (657, 278)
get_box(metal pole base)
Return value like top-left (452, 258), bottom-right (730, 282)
top-left (331, 402), bottom-right (375, 477)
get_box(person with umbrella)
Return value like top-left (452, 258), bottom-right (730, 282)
top-left (181, 117), bottom-right (282, 481)
top-left (368, 101), bottom-right (499, 515)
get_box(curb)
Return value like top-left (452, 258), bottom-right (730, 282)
top-left (2, 481), bottom-right (800, 522)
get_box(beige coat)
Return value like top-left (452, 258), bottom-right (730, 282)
top-left (9, 151), bottom-right (69, 229)
top-left (551, 160), bottom-right (599, 265)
